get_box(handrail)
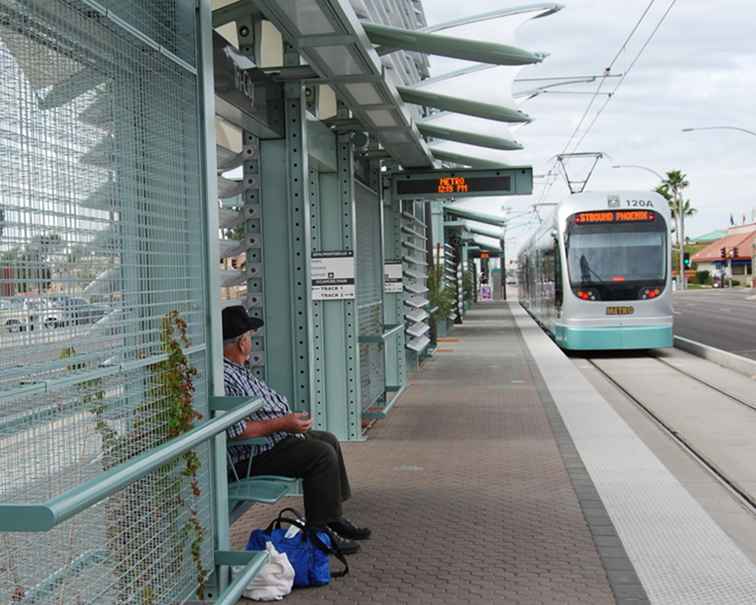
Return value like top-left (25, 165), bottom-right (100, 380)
top-left (0, 396), bottom-right (264, 532)
top-left (214, 550), bottom-right (269, 605)
top-left (358, 323), bottom-right (404, 343)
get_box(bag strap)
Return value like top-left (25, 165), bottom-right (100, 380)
top-left (277, 506), bottom-right (305, 522)
top-left (307, 527), bottom-right (349, 578)
top-left (265, 515), bottom-right (306, 533)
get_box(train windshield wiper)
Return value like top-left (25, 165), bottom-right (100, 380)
top-left (579, 254), bottom-right (606, 284)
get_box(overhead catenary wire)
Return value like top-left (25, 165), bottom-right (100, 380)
top-left (537, 0), bottom-right (670, 202)
top-left (572, 0), bottom-right (680, 151)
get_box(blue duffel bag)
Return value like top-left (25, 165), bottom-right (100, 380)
top-left (246, 508), bottom-right (349, 588)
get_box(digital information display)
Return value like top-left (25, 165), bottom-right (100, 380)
top-left (574, 210), bottom-right (657, 224)
top-left (397, 175), bottom-right (511, 196)
top-left (392, 167), bottom-right (533, 199)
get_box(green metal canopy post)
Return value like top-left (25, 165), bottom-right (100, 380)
top-left (260, 56), bottom-right (314, 412)
top-left (309, 132), bottom-right (363, 441)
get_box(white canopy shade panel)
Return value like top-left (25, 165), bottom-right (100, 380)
top-left (472, 234), bottom-right (503, 252)
top-left (422, 4), bottom-right (562, 34)
top-left (446, 205), bottom-right (508, 227)
top-left (362, 22), bottom-right (544, 67)
top-left (420, 113), bottom-right (521, 148)
top-left (414, 63), bottom-right (525, 121)
top-left (417, 122), bottom-right (522, 151)
top-left (431, 140), bottom-right (514, 167)
top-left (461, 221), bottom-right (505, 239)
top-left (424, 5), bottom-right (557, 77)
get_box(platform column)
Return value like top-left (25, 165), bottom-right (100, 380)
top-left (309, 131), bottom-right (362, 440)
top-left (259, 51), bottom-right (313, 412)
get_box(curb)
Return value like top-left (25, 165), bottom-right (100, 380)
top-left (674, 336), bottom-right (756, 378)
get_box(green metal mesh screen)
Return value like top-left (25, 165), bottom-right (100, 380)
top-left (354, 182), bottom-right (384, 410)
top-left (0, 1), bottom-right (211, 602)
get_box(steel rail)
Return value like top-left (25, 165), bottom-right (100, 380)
top-left (586, 358), bottom-right (756, 514)
top-left (650, 354), bottom-right (756, 414)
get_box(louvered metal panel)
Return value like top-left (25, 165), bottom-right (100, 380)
top-left (0, 2), bottom-right (212, 602)
top-left (404, 308), bottom-right (428, 323)
top-left (400, 201), bottom-right (429, 356)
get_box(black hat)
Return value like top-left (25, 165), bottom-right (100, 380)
top-left (222, 305), bottom-right (264, 340)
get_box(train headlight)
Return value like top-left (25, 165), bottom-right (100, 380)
top-left (640, 287), bottom-right (662, 300)
top-left (576, 289), bottom-right (598, 301)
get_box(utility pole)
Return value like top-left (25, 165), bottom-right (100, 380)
top-left (500, 206), bottom-right (510, 300)
top-left (678, 192), bottom-right (686, 290)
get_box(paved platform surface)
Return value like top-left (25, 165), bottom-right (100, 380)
top-left (231, 303), bottom-right (618, 604)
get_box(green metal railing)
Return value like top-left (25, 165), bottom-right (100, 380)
top-left (0, 397), bottom-right (264, 532)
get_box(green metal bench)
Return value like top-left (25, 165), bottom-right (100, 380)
top-left (225, 437), bottom-right (303, 525)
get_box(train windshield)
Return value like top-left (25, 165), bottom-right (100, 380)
top-left (565, 210), bottom-right (667, 300)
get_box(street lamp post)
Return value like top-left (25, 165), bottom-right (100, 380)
top-left (611, 164), bottom-right (665, 180)
top-left (682, 126), bottom-right (756, 137)
top-left (611, 164), bottom-right (688, 290)
top-left (683, 126), bottom-right (756, 288)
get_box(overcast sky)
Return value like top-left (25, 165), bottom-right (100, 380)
top-left (422, 0), bottom-right (756, 255)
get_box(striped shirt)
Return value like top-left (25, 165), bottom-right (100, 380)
top-left (223, 358), bottom-right (298, 465)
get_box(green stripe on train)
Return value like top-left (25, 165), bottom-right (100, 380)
top-left (554, 325), bottom-right (673, 350)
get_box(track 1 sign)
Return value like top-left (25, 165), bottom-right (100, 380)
top-left (392, 167), bottom-right (533, 200)
top-left (311, 251), bottom-right (355, 300)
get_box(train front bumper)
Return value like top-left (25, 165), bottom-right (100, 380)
top-left (554, 323), bottom-right (674, 350)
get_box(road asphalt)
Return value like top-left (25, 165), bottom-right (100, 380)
top-left (673, 288), bottom-right (756, 361)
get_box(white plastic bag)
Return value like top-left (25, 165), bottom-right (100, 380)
top-left (241, 541), bottom-right (295, 601)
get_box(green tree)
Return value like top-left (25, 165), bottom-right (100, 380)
top-left (655, 171), bottom-right (694, 236)
top-left (656, 170), bottom-right (694, 286)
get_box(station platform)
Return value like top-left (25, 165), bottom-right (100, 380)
top-left (231, 302), bottom-right (756, 605)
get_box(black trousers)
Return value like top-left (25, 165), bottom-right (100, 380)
top-left (233, 431), bottom-right (352, 527)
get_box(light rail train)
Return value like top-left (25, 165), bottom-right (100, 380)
top-left (518, 191), bottom-right (673, 350)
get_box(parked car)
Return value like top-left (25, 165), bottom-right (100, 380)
top-left (0, 298), bottom-right (28, 333)
top-left (47, 295), bottom-right (110, 325)
top-left (23, 297), bottom-right (66, 329)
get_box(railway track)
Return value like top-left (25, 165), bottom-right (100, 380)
top-left (650, 354), bottom-right (756, 413)
top-left (585, 354), bottom-right (756, 514)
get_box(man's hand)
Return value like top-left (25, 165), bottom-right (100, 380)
top-left (284, 412), bottom-right (313, 433)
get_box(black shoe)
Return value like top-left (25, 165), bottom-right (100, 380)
top-left (329, 532), bottom-right (361, 555)
top-left (328, 517), bottom-right (372, 540)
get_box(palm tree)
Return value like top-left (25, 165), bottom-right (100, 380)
top-left (655, 170), bottom-right (693, 286)
top-left (655, 170), bottom-right (693, 228)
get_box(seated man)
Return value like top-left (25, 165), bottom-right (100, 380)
top-left (222, 305), bottom-right (370, 554)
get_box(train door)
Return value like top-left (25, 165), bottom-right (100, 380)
top-left (554, 237), bottom-right (563, 311)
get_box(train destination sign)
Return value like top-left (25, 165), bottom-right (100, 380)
top-left (574, 210), bottom-right (657, 225)
top-left (392, 167), bottom-right (533, 200)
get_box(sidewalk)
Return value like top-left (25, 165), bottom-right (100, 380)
top-left (231, 303), bottom-right (618, 604)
